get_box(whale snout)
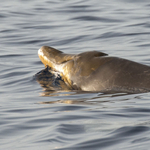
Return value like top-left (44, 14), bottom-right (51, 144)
top-left (38, 47), bottom-right (44, 58)
top-left (38, 46), bottom-right (51, 57)
top-left (38, 46), bottom-right (64, 70)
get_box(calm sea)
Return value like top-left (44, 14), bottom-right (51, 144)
top-left (1, 0), bottom-right (150, 149)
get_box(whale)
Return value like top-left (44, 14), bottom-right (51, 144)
top-left (38, 46), bottom-right (150, 93)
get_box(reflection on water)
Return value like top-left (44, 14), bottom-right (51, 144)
top-left (39, 91), bottom-right (134, 105)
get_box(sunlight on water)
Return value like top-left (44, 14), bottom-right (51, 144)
top-left (1, 0), bottom-right (150, 150)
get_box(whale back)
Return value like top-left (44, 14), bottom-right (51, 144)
top-left (69, 56), bottom-right (150, 93)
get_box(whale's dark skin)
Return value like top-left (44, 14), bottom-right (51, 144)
top-left (38, 46), bottom-right (150, 93)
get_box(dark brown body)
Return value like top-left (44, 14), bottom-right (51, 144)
top-left (38, 46), bottom-right (150, 93)
top-left (69, 56), bottom-right (150, 93)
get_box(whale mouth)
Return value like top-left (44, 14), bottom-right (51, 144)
top-left (38, 48), bottom-right (53, 68)
top-left (38, 46), bottom-right (76, 89)
top-left (38, 46), bottom-right (76, 74)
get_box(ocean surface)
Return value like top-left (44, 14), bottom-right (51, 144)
top-left (1, 0), bottom-right (150, 149)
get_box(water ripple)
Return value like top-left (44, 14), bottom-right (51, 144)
top-left (1, 0), bottom-right (150, 150)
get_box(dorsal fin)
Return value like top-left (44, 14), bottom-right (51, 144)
top-left (92, 51), bottom-right (108, 57)
top-left (78, 51), bottom-right (108, 59)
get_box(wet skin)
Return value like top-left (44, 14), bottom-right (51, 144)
top-left (38, 46), bottom-right (150, 93)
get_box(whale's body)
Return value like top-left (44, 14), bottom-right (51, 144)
top-left (38, 46), bottom-right (150, 93)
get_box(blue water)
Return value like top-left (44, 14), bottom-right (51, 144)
top-left (1, 0), bottom-right (150, 149)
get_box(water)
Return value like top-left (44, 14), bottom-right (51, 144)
top-left (1, 0), bottom-right (150, 149)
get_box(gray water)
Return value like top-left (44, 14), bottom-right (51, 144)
top-left (1, 0), bottom-right (150, 149)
